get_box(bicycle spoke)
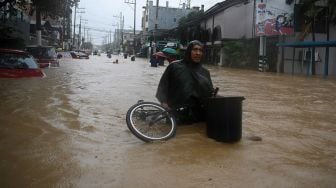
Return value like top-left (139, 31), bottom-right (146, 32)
top-left (126, 102), bottom-right (176, 142)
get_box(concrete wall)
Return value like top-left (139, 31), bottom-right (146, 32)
top-left (200, 1), bottom-right (255, 66)
top-left (201, 1), bottom-right (254, 39)
top-left (217, 2), bottom-right (254, 39)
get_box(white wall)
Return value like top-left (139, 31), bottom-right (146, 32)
top-left (216, 2), bottom-right (254, 39)
top-left (201, 1), bottom-right (254, 39)
top-left (147, 4), bottom-right (193, 31)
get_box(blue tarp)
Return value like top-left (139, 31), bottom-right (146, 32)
top-left (276, 40), bottom-right (336, 48)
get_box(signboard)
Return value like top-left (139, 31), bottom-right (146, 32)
top-left (255, 0), bottom-right (295, 36)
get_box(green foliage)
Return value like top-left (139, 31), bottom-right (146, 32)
top-left (176, 11), bottom-right (204, 45)
top-left (300, 0), bottom-right (336, 25)
top-left (223, 41), bottom-right (243, 66)
top-left (178, 11), bottom-right (204, 26)
top-left (328, 0), bottom-right (336, 24)
top-left (0, 0), bottom-right (78, 22)
top-left (0, 0), bottom-right (29, 17)
top-left (222, 38), bottom-right (259, 69)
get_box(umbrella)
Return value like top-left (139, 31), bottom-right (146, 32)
top-left (162, 48), bottom-right (177, 55)
top-left (154, 51), bottom-right (167, 58)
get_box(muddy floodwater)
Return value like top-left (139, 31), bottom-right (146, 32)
top-left (1, 55), bottom-right (335, 187)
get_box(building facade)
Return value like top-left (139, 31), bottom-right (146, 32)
top-left (142, 1), bottom-right (198, 41)
top-left (0, 0), bottom-right (73, 49)
top-left (184, 0), bottom-right (335, 76)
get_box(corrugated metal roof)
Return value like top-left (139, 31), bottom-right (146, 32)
top-left (204, 0), bottom-right (249, 17)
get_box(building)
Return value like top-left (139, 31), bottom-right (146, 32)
top-left (121, 29), bottom-right (141, 55)
top-left (0, 0), bottom-right (73, 49)
top-left (182, 0), bottom-right (336, 76)
top-left (142, 0), bottom-right (198, 42)
top-left (199, 0), bottom-right (254, 66)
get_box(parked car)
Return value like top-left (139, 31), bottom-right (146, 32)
top-left (164, 42), bottom-right (182, 50)
top-left (57, 51), bottom-right (72, 59)
top-left (0, 49), bottom-right (45, 78)
top-left (25, 45), bottom-right (60, 68)
top-left (93, 50), bottom-right (98, 55)
top-left (156, 41), bottom-right (168, 52)
top-left (70, 51), bottom-right (90, 59)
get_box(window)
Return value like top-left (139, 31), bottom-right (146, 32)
top-left (0, 53), bottom-right (38, 69)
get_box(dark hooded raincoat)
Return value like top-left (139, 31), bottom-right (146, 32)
top-left (156, 59), bottom-right (214, 123)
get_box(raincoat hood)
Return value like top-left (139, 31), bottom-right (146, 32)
top-left (183, 40), bottom-right (204, 65)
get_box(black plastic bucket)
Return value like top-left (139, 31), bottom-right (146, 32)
top-left (206, 96), bottom-right (245, 143)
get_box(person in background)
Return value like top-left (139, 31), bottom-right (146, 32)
top-left (166, 54), bottom-right (176, 64)
top-left (156, 40), bottom-right (214, 124)
top-left (150, 54), bottom-right (158, 67)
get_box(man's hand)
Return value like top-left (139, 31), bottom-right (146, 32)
top-left (161, 102), bottom-right (170, 109)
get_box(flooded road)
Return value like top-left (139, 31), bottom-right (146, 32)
top-left (1, 55), bottom-right (335, 187)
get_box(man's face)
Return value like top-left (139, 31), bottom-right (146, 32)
top-left (190, 44), bottom-right (203, 63)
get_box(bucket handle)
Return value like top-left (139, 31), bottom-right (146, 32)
top-left (213, 87), bottom-right (219, 97)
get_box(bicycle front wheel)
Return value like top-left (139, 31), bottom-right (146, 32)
top-left (126, 102), bottom-right (176, 142)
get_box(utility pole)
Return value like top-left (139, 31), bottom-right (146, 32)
top-left (125, 0), bottom-right (136, 57)
top-left (72, 2), bottom-right (77, 48)
top-left (78, 16), bottom-right (81, 50)
top-left (187, 0), bottom-right (191, 9)
top-left (121, 12), bottom-right (124, 53)
top-left (72, 6), bottom-right (85, 50)
top-left (110, 30), bottom-right (112, 50)
top-left (78, 16), bottom-right (87, 50)
top-left (154, 0), bottom-right (159, 53)
top-left (121, 15), bottom-right (124, 53)
top-left (113, 12), bottom-right (123, 52)
top-left (62, 0), bottom-right (69, 49)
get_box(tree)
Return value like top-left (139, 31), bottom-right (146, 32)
top-left (176, 11), bottom-right (204, 45)
top-left (0, 0), bottom-right (29, 48)
top-left (0, 0), bottom-right (27, 16)
top-left (299, 0), bottom-right (336, 75)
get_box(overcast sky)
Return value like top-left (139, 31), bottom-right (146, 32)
top-left (76, 0), bottom-right (222, 45)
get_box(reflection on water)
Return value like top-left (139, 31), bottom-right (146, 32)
top-left (1, 56), bottom-right (336, 187)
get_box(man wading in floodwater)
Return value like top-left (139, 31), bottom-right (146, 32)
top-left (156, 40), bottom-right (214, 124)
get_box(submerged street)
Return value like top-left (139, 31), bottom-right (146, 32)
top-left (0, 55), bottom-right (336, 187)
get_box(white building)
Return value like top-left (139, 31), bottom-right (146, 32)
top-left (142, 1), bottom-right (199, 38)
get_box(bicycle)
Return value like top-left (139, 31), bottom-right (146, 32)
top-left (126, 100), bottom-right (177, 142)
top-left (125, 88), bottom-right (219, 142)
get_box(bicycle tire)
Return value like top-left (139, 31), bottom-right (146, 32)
top-left (126, 101), bottom-right (176, 142)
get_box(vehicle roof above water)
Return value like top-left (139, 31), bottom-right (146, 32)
top-left (25, 46), bottom-right (57, 57)
top-left (0, 49), bottom-right (41, 70)
top-left (0, 48), bottom-right (30, 55)
top-left (25, 45), bottom-right (56, 49)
